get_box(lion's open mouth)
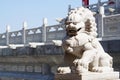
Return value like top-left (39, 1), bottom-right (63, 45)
top-left (67, 28), bottom-right (82, 36)
top-left (67, 28), bottom-right (77, 36)
top-left (69, 30), bottom-right (77, 33)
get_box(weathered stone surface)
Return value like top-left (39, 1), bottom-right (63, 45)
top-left (16, 47), bottom-right (35, 55)
top-left (55, 72), bottom-right (120, 80)
top-left (35, 45), bottom-right (63, 55)
top-left (57, 7), bottom-right (113, 74)
top-left (34, 65), bottom-right (42, 73)
top-left (26, 65), bottom-right (34, 72)
top-left (42, 63), bottom-right (51, 74)
top-left (11, 65), bottom-right (18, 71)
top-left (17, 65), bottom-right (25, 72)
top-left (2, 48), bottom-right (12, 56)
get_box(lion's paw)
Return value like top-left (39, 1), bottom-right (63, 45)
top-left (73, 59), bottom-right (88, 68)
top-left (73, 59), bottom-right (89, 73)
top-left (57, 67), bottom-right (71, 74)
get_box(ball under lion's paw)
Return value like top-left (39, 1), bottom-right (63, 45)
top-left (92, 67), bottom-right (113, 72)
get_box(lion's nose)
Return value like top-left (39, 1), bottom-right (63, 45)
top-left (69, 23), bottom-right (74, 27)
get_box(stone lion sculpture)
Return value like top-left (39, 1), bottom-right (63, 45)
top-left (54, 7), bottom-right (113, 74)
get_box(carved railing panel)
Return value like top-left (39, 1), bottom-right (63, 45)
top-left (46, 24), bottom-right (65, 42)
top-left (9, 30), bottom-right (23, 44)
top-left (103, 14), bottom-right (120, 40)
top-left (0, 33), bottom-right (6, 45)
top-left (26, 27), bottom-right (42, 43)
top-left (9, 36), bottom-right (22, 44)
top-left (0, 33), bottom-right (6, 39)
top-left (103, 14), bottom-right (120, 36)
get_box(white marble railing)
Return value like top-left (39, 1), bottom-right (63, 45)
top-left (0, 20), bottom-right (65, 46)
top-left (26, 27), bottom-right (42, 35)
top-left (0, 14), bottom-right (120, 46)
top-left (86, 1), bottom-right (108, 10)
top-left (87, 1), bottom-right (120, 15)
top-left (46, 24), bottom-right (65, 42)
top-left (0, 33), bottom-right (6, 39)
top-left (0, 0), bottom-right (120, 46)
top-left (103, 14), bottom-right (120, 40)
top-left (46, 24), bottom-right (65, 32)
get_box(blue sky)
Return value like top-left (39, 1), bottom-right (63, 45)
top-left (0, 0), bottom-right (107, 33)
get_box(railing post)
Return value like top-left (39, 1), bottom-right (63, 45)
top-left (6, 25), bottom-right (10, 46)
top-left (99, 6), bottom-right (105, 16)
top-left (22, 21), bottom-right (27, 45)
top-left (97, 6), bottom-right (105, 38)
top-left (42, 18), bottom-right (47, 42)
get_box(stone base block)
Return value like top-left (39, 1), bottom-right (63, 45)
top-left (55, 72), bottom-right (119, 80)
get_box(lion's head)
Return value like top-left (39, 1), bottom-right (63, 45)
top-left (64, 7), bottom-right (97, 37)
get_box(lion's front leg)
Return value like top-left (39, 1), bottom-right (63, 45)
top-left (73, 59), bottom-right (89, 73)
top-left (73, 48), bottom-right (97, 73)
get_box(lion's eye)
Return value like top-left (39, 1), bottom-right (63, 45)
top-left (73, 22), bottom-right (77, 25)
top-left (65, 22), bottom-right (71, 25)
top-left (65, 22), bottom-right (77, 25)
top-left (77, 28), bottom-right (81, 31)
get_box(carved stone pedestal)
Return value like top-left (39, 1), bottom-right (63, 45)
top-left (55, 72), bottom-right (120, 80)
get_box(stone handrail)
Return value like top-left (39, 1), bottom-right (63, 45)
top-left (0, 0), bottom-right (119, 46)
top-left (0, 22), bottom-right (65, 45)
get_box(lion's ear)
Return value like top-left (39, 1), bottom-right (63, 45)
top-left (85, 19), bottom-right (91, 32)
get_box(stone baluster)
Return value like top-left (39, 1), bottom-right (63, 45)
top-left (42, 18), bottom-right (47, 42)
top-left (97, 6), bottom-right (105, 38)
top-left (22, 21), bottom-right (27, 45)
top-left (6, 25), bottom-right (10, 45)
top-left (99, 6), bottom-right (105, 16)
